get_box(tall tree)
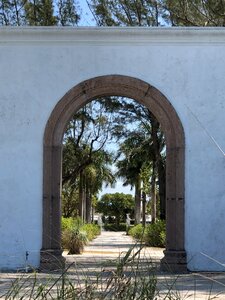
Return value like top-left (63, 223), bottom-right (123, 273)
top-left (116, 129), bottom-right (153, 224)
top-left (88, 0), bottom-right (165, 26)
top-left (1, 0), bottom-right (225, 26)
top-left (165, 0), bottom-right (225, 26)
top-left (62, 100), bottom-right (116, 221)
top-left (112, 98), bottom-right (166, 220)
top-left (88, 0), bottom-right (225, 27)
top-left (116, 152), bottom-right (142, 225)
top-left (0, 0), bottom-right (80, 25)
top-left (24, 0), bottom-right (57, 25)
top-left (57, 0), bottom-right (80, 25)
top-left (62, 182), bottom-right (79, 218)
top-left (96, 193), bottom-right (134, 226)
top-left (0, 0), bottom-right (26, 25)
top-left (82, 150), bottom-right (115, 222)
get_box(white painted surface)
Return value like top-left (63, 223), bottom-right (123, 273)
top-left (0, 27), bottom-right (225, 271)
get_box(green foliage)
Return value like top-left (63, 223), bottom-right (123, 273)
top-left (61, 216), bottom-right (75, 231)
top-left (62, 227), bottom-right (87, 254)
top-left (81, 223), bottom-right (100, 241)
top-left (61, 217), bottom-right (101, 254)
top-left (144, 220), bottom-right (166, 248)
top-left (129, 221), bottom-right (166, 247)
top-left (0, 0), bottom-right (26, 25)
top-left (1, 0), bottom-right (225, 27)
top-left (116, 129), bottom-right (151, 187)
top-left (89, 0), bottom-right (165, 26)
top-left (61, 96), bottom-right (165, 223)
top-left (165, 0), bottom-right (225, 26)
top-left (160, 230), bottom-right (166, 247)
top-left (61, 217), bottom-right (88, 254)
top-left (62, 100), bottom-right (117, 219)
top-left (89, 0), bottom-right (225, 27)
top-left (0, 0), bottom-right (80, 25)
top-left (62, 184), bottom-right (79, 218)
top-left (104, 223), bottom-right (127, 231)
top-left (112, 99), bottom-right (166, 223)
top-left (24, 0), bottom-right (57, 25)
top-left (128, 224), bottom-right (145, 241)
top-left (57, 0), bottom-right (80, 25)
top-left (96, 193), bottom-right (134, 226)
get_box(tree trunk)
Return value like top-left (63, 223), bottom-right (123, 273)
top-left (116, 217), bottom-right (120, 227)
top-left (151, 165), bottom-right (157, 224)
top-left (85, 189), bottom-right (92, 223)
top-left (83, 181), bottom-right (86, 222)
top-left (150, 114), bottom-right (166, 220)
top-left (134, 176), bottom-right (141, 224)
top-left (158, 158), bottom-right (166, 220)
top-left (78, 171), bottom-right (84, 220)
top-left (142, 191), bottom-right (146, 227)
top-left (92, 206), bottom-right (95, 223)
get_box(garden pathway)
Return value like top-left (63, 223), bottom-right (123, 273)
top-left (65, 230), bottom-right (163, 265)
top-left (0, 231), bottom-right (225, 299)
top-left (65, 231), bottom-right (225, 299)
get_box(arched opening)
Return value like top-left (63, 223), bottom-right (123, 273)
top-left (41, 75), bottom-right (186, 272)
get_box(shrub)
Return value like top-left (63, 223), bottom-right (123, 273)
top-left (144, 220), bottom-right (166, 248)
top-left (62, 227), bottom-right (88, 254)
top-left (160, 230), bottom-right (166, 247)
top-left (62, 217), bottom-right (88, 254)
top-left (81, 223), bottom-right (100, 241)
top-left (104, 223), bottom-right (127, 231)
top-left (61, 217), bottom-right (74, 231)
top-left (128, 224), bottom-right (145, 241)
top-left (61, 217), bottom-right (101, 254)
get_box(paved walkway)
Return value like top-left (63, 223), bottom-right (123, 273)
top-left (65, 231), bottom-right (225, 299)
top-left (0, 231), bottom-right (225, 299)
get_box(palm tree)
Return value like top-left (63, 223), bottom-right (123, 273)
top-left (62, 100), bottom-right (116, 221)
top-left (116, 131), bottom-right (149, 224)
top-left (82, 149), bottom-right (115, 223)
top-left (115, 124), bottom-right (163, 225)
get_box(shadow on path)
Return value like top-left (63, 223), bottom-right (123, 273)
top-left (64, 231), bottom-right (225, 299)
top-left (1, 231), bottom-right (225, 299)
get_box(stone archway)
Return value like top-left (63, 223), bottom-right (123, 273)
top-left (41, 75), bottom-right (186, 272)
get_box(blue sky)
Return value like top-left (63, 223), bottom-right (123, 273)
top-left (98, 180), bottom-right (134, 198)
top-left (79, 1), bottom-right (96, 26)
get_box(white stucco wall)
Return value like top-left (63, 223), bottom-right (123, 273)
top-left (0, 27), bottom-right (224, 271)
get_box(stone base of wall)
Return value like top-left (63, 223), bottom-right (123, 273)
top-left (161, 250), bottom-right (187, 273)
top-left (40, 249), bottom-right (65, 271)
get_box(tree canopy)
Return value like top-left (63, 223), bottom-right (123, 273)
top-left (0, 0), bottom-right (80, 25)
top-left (61, 96), bottom-right (166, 225)
top-left (1, 0), bottom-right (224, 26)
top-left (96, 192), bottom-right (134, 226)
top-left (88, 0), bottom-right (225, 27)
